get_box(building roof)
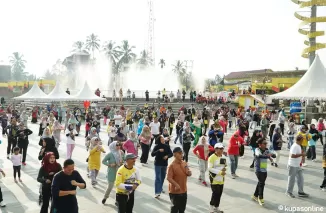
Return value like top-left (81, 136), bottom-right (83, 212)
top-left (253, 70), bottom-right (306, 77)
top-left (224, 69), bottom-right (272, 80)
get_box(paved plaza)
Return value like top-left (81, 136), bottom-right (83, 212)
top-left (0, 122), bottom-right (325, 213)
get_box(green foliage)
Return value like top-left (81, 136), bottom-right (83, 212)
top-left (9, 52), bottom-right (28, 81)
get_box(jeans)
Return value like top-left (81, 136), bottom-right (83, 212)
top-left (307, 145), bottom-right (316, 160)
top-left (116, 192), bottom-right (134, 213)
top-left (210, 184), bottom-right (224, 207)
top-left (174, 133), bottom-right (183, 144)
top-left (254, 172), bottom-right (267, 199)
top-left (140, 143), bottom-right (150, 163)
top-left (321, 168), bottom-right (326, 188)
top-left (229, 155), bottom-right (239, 174)
top-left (286, 165), bottom-right (304, 194)
top-left (169, 193), bottom-right (187, 213)
top-left (154, 166), bottom-right (167, 194)
top-left (288, 137), bottom-right (294, 149)
top-left (182, 143), bottom-right (191, 162)
top-left (13, 166), bottom-right (21, 178)
top-left (198, 159), bottom-right (207, 181)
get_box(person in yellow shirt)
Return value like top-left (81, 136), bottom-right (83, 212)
top-left (115, 153), bottom-right (141, 213)
top-left (297, 125), bottom-right (311, 167)
top-left (208, 143), bottom-right (227, 213)
top-left (88, 137), bottom-right (106, 185)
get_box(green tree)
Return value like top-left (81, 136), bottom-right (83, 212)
top-left (158, 58), bottom-right (165, 69)
top-left (172, 60), bottom-right (186, 76)
top-left (137, 50), bottom-right (152, 68)
top-left (9, 52), bottom-right (27, 81)
top-left (117, 40), bottom-right (136, 65)
top-left (102, 40), bottom-right (119, 65)
top-left (85, 33), bottom-right (100, 59)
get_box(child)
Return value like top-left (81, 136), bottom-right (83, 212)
top-left (297, 125), bottom-right (311, 167)
top-left (11, 147), bottom-right (22, 183)
top-left (320, 143), bottom-right (326, 191)
top-left (88, 137), bottom-right (106, 185)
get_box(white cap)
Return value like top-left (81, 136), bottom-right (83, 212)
top-left (214, 143), bottom-right (224, 149)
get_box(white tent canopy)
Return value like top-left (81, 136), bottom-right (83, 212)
top-left (42, 81), bottom-right (74, 101)
top-left (267, 55), bottom-right (326, 101)
top-left (73, 82), bottom-right (106, 101)
top-left (13, 81), bottom-right (47, 100)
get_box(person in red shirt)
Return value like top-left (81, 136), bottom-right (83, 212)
top-left (219, 116), bottom-right (228, 134)
top-left (227, 132), bottom-right (244, 179)
top-left (193, 136), bottom-right (214, 186)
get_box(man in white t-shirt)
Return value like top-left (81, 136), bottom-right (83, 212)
top-left (149, 117), bottom-right (160, 148)
top-left (286, 135), bottom-right (309, 198)
top-left (113, 111), bottom-right (123, 128)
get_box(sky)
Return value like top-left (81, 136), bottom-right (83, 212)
top-left (1, 0), bottom-right (326, 79)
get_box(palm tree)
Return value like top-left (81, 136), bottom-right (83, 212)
top-left (9, 52), bottom-right (27, 81)
top-left (172, 60), bottom-right (186, 76)
top-left (117, 40), bottom-right (136, 65)
top-left (102, 40), bottom-right (119, 65)
top-left (137, 50), bottom-right (152, 68)
top-left (72, 41), bottom-right (87, 53)
top-left (85, 33), bottom-right (100, 59)
top-left (158, 59), bottom-right (165, 69)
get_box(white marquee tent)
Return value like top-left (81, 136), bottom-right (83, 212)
top-left (42, 81), bottom-right (74, 101)
top-left (266, 55), bottom-right (326, 102)
top-left (73, 82), bottom-right (106, 101)
top-left (13, 81), bottom-right (47, 100)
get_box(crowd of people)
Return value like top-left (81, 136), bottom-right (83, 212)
top-left (0, 102), bottom-right (325, 213)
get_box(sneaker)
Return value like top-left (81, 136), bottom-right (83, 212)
top-left (202, 181), bottom-right (208, 186)
top-left (302, 163), bottom-right (307, 167)
top-left (320, 187), bottom-right (325, 191)
top-left (155, 194), bottom-right (160, 198)
top-left (251, 195), bottom-right (258, 202)
top-left (234, 174), bottom-right (239, 177)
top-left (22, 162), bottom-right (26, 166)
top-left (231, 174), bottom-right (236, 179)
top-left (258, 198), bottom-right (264, 206)
top-left (216, 208), bottom-right (224, 213)
top-left (274, 163), bottom-right (278, 167)
top-left (0, 201), bottom-right (6, 207)
top-left (312, 159), bottom-right (317, 162)
top-left (298, 192), bottom-right (309, 197)
top-left (271, 162), bottom-right (275, 166)
top-left (101, 198), bottom-right (106, 204)
top-left (249, 165), bottom-right (254, 169)
top-left (209, 205), bottom-right (216, 213)
top-left (240, 156), bottom-right (244, 159)
top-left (285, 192), bottom-right (295, 198)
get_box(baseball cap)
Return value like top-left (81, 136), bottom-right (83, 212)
top-left (214, 143), bottom-right (224, 149)
top-left (173, 147), bottom-right (183, 153)
top-left (125, 153), bottom-right (138, 160)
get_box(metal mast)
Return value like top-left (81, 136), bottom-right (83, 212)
top-left (147, 0), bottom-right (155, 64)
top-left (309, 5), bottom-right (317, 66)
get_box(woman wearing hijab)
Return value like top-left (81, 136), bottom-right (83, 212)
top-left (122, 131), bottom-right (139, 155)
top-left (249, 130), bottom-right (262, 168)
top-left (193, 136), bottom-right (214, 186)
top-left (39, 127), bottom-right (55, 148)
top-left (51, 120), bottom-right (63, 148)
top-left (65, 124), bottom-right (78, 159)
top-left (192, 117), bottom-right (203, 147)
top-left (101, 141), bottom-right (124, 204)
top-left (139, 126), bottom-right (152, 165)
top-left (85, 127), bottom-right (99, 151)
top-left (37, 152), bottom-right (62, 213)
top-left (38, 138), bottom-right (59, 161)
top-left (88, 137), bottom-right (106, 185)
top-left (271, 127), bottom-right (282, 167)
